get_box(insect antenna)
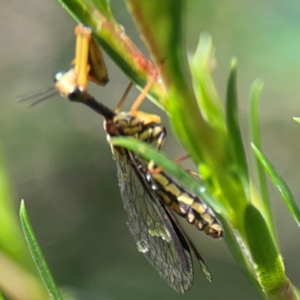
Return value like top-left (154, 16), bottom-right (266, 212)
top-left (16, 85), bottom-right (58, 107)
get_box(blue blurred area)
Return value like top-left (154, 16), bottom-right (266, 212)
top-left (1, 0), bottom-right (300, 299)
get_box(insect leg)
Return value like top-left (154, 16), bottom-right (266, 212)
top-left (149, 154), bottom-right (190, 175)
top-left (130, 73), bottom-right (157, 114)
top-left (74, 25), bottom-right (92, 92)
top-left (114, 82), bottom-right (133, 113)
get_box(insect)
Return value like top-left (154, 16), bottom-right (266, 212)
top-left (20, 25), bottom-right (223, 293)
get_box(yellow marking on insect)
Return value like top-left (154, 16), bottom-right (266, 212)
top-left (151, 127), bottom-right (163, 141)
top-left (139, 129), bottom-right (153, 141)
top-left (191, 201), bottom-right (207, 215)
top-left (122, 126), bottom-right (142, 135)
top-left (177, 193), bottom-right (194, 206)
top-left (129, 117), bottom-right (142, 127)
top-left (163, 183), bottom-right (181, 197)
top-left (208, 224), bottom-right (223, 238)
top-left (133, 111), bottom-right (161, 124)
top-left (202, 213), bottom-right (214, 224)
top-left (152, 173), bottom-right (170, 186)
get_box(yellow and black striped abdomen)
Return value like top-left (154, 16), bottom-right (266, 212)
top-left (149, 172), bottom-right (223, 239)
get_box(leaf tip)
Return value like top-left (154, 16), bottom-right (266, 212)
top-left (230, 57), bottom-right (238, 70)
top-left (292, 117), bottom-right (300, 124)
top-left (252, 79), bottom-right (264, 92)
top-left (19, 199), bottom-right (29, 225)
top-left (199, 32), bottom-right (212, 43)
top-left (20, 199), bottom-right (25, 214)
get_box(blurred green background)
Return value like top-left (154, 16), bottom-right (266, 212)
top-left (1, 0), bottom-right (300, 299)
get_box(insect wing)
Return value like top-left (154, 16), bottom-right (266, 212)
top-left (162, 202), bottom-right (213, 283)
top-left (115, 154), bottom-right (193, 293)
top-left (132, 155), bottom-right (213, 284)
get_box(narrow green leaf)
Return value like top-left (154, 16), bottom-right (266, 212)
top-left (219, 216), bottom-right (264, 297)
top-left (0, 292), bottom-right (5, 300)
top-left (226, 59), bottom-right (249, 198)
top-left (252, 144), bottom-right (300, 227)
top-left (249, 80), bottom-right (275, 234)
top-left (191, 33), bottom-right (225, 130)
top-left (111, 137), bottom-right (224, 215)
top-left (244, 204), bottom-right (292, 298)
top-left (19, 201), bottom-right (63, 300)
top-left (0, 145), bottom-right (34, 270)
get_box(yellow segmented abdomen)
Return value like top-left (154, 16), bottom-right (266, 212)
top-left (151, 172), bottom-right (223, 239)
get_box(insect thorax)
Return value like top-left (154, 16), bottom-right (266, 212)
top-left (104, 112), bottom-right (166, 145)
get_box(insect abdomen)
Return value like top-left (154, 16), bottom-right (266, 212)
top-left (151, 172), bottom-right (223, 239)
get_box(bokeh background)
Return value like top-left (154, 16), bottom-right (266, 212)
top-left (1, 0), bottom-right (300, 299)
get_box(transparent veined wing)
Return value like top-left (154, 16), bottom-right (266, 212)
top-left (114, 150), bottom-right (194, 293)
top-left (130, 153), bottom-right (213, 284)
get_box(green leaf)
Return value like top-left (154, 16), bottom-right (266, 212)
top-left (19, 201), bottom-right (63, 300)
top-left (225, 59), bottom-right (249, 198)
top-left (249, 80), bottom-right (275, 235)
top-left (111, 137), bottom-right (224, 215)
top-left (0, 145), bottom-right (34, 270)
top-left (219, 216), bottom-right (264, 297)
top-left (244, 204), bottom-right (292, 298)
top-left (252, 144), bottom-right (300, 227)
top-left (0, 292), bottom-right (5, 300)
top-left (191, 33), bottom-right (225, 130)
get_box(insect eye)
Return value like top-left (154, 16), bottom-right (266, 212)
top-left (53, 71), bottom-right (65, 83)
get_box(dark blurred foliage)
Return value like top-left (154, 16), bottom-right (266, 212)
top-left (1, 0), bottom-right (300, 299)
